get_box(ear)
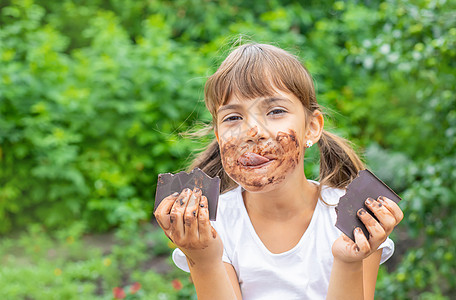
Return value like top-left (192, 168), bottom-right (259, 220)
top-left (305, 110), bottom-right (324, 144)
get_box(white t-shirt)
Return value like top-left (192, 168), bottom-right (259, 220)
top-left (173, 183), bottom-right (394, 300)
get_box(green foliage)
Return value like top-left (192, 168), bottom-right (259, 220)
top-left (1, 0), bottom-right (455, 297)
top-left (0, 223), bottom-right (192, 299)
top-left (0, 0), bottom-right (206, 232)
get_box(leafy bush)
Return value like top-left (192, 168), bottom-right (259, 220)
top-left (0, 0), bottom-right (207, 232)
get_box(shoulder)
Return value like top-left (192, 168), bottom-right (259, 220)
top-left (216, 185), bottom-right (245, 214)
top-left (311, 181), bottom-right (346, 230)
top-left (308, 180), bottom-right (346, 206)
top-left (219, 185), bottom-right (243, 206)
top-left (320, 185), bottom-right (346, 206)
top-left (211, 185), bottom-right (244, 229)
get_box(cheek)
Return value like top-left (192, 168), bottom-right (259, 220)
top-left (219, 137), bottom-right (242, 168)
top-left (220, 143), bottom-right (236, 165)
top-left (275, 130), bottom-right (302, 169)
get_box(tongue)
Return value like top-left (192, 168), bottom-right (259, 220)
top-left (238, 152), bottom-right (270, 166)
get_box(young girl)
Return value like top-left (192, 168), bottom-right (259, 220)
top-left (154, 43), bottom-right (403, 300)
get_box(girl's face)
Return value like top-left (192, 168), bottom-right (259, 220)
top-left (215, 90), bottom-right (319, 192)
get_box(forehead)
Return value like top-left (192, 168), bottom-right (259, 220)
top-left (218, 90), bottom-right (300, 112)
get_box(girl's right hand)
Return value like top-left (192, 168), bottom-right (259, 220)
top-left (154, 187), bottom-right (223, 269)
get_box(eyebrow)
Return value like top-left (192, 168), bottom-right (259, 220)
top-left (217, 97), bottom-right (293, 114)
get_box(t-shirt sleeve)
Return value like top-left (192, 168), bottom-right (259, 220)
top-left (172, 248), bottom-right (190, 273)
top-left (171, 220), bottom-right (232, 273)
top-left (378, 237), bottom-right (395, 264)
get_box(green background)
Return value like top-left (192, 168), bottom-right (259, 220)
top-left (0, 0), bottom-right (455, 298)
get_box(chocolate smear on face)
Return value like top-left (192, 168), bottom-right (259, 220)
top-left (220, 129), bottom-right (301, 191)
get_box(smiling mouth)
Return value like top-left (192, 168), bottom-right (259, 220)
top-left (238, 152), bottom-right (274, 167)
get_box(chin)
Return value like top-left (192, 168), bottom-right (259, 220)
top-left (236, 175), bottom-right (287, 193)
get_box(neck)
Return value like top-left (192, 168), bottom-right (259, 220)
top-left (242, 165), bottom-right (319, 221)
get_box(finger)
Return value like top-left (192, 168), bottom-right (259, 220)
top-left (378, 196), bottom-right (404, 224)
top-left (357, 208), bottom-right (386, 245)
top-left (170, 188), bottom-right (192, 241)
top-left (184, 188), bottom-right (202, 238)
top-left (154, 192), bottom-right (179, 230)
top-left (198, 195), bottom-right (214, 244)
top-left (155, 192), bottom-right (179, 215)
top-left (364, 197), bottom-right (397, 235)
top-left (354, 227), bottom-right (371, 255)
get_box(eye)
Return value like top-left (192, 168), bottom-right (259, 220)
top-left (222, 115), bottom-right (242, 123)
top-left (267, 108), bottom-right (287, 116)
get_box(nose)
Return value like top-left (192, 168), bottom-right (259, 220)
top-left (245, 125), bottom-right (267, 143)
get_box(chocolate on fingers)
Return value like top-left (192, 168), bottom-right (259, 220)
top-left (335, 169), bottom-right (402, 242)
top-left (170, 188), bottom-right (192, 241)
top-left (356, 207), bottom-right (386, 246)
top-left (154, 192), bottom-right (180, 231)
top-left (184, 188), bottom-right (202, 238)
top-left (363, 197), bottom-right (397, 236)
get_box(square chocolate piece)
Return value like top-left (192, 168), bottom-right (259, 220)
top-left (154, 168), bottom-right (220, 220)
top-left (335, 169), bottom-right (401, 242)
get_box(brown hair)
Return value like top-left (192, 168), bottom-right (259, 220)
top-left (188, 43), bottom-right (364, 194)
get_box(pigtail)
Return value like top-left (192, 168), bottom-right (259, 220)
top-left (187, 138), bottom-right (237, 194)
top-left (317, 130), bottom-right (365, 189)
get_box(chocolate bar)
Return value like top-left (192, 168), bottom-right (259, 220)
top-left (154, 168), bottom-right (220, 220)
top-left (335, 169), bottom-right (401, 242)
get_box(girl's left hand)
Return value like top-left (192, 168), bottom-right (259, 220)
top-left (332, 196), bottom-right (404, 263)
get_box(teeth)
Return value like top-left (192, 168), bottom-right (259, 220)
top-left (238, 152), bottom-right (270, 166)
